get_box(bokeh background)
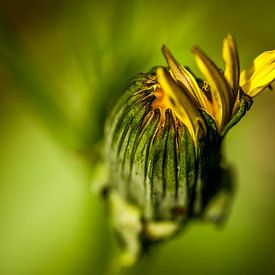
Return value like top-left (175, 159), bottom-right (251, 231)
top-left (0, 0), bottom-right (275, 274)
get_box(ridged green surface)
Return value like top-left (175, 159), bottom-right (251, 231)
top-left (105, 69), bottom-right (253, 247)
top-left (105, 72), bottom-right (201, 222)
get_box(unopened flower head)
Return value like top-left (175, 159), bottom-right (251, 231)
top-left (104, 35), bottom-right (275, 266)
top-left (158, 34), bottom-right (274, 142)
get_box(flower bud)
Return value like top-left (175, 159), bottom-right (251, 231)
top-left (103, 36), bottom-right (272, 266)
top-left (105, 71), bottom-right (237, 265)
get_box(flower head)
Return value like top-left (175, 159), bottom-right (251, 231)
top-left (104, 35), bottom-right (275, 267)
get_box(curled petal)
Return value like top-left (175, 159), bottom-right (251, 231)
top-left (156, 66), bottom-right (205, 143)
top-left (161, 45), bottom-right (211, 111)
top-left (223, 34), bottom-right (240, 97)
top-left (192, 46), bottom-right (232, 131)
top-left (240, 50), bottom-right (275, 97)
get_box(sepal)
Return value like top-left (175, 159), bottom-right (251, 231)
top-left (221, 90), bottom-right (253, 137)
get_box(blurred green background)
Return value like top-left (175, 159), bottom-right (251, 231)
top-left (0, 0), bottom-right (275, 274)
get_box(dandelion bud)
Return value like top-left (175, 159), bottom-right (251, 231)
top-left (104, 35), bottom-right (275, 266)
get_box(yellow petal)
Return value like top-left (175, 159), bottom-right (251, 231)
top-left (156, 66), bottom-right (205, 143)
top-left (223, 34), bottom-right (240, 96)
top-left (192, 46), bottom-right (232, 131)
top-left (240, 50), bottom-right (275, 97)
top-left (161, 45), bottom-right (211, 111)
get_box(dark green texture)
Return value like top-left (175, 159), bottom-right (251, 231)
top-left (104, 70), bottom-right (235, 248)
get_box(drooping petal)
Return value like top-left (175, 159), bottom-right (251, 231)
top-left (156, 66), bottom-right (205, 144)
top-left (192, 46), bottom-right (232, 131)
top-left (240, 50), bottom-right (275, 97)
top-left (161, 45), bottom-right (211, 112)
top-left (223, 34), bottom-right (240, 97)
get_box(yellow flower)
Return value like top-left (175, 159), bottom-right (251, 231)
top-left (156, 34), bottom-right (275, 143)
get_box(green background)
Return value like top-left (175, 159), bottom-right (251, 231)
top-left (0, 0), bottom-right (275, 274)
